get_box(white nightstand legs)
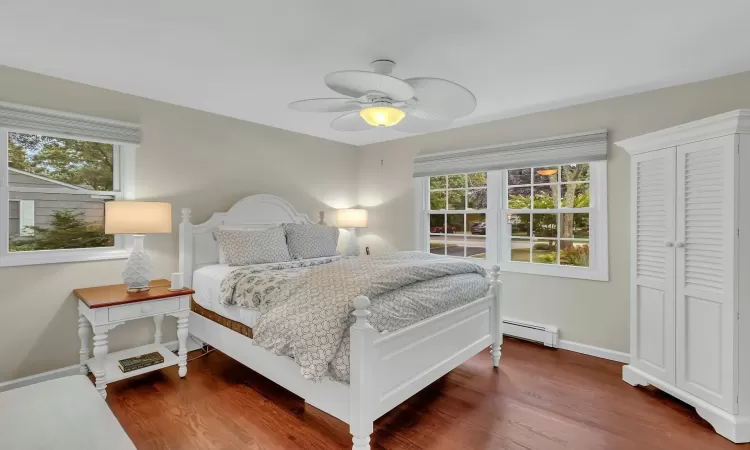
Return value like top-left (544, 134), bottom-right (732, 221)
top-left (78, 315), bottom-right (91, 375)
top-left (93, 326), bottom-right (109, 399)
top-left (153, 314), bottom-right (164, 344)
top-left (175, 312), bottom-right (189, 378)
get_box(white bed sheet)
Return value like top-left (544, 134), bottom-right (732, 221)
top-left (192, 264), bottom-right (261, 328)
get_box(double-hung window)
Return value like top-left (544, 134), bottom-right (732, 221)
top-left (0, 102), bottom-right (140, 267)
top-left (415, 131), bottom-right (609, 281)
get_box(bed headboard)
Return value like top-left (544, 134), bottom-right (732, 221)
top-left (179, 194), bottom-right (318, 287)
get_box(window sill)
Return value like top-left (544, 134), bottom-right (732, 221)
top-left (0, 248), bottom-right (130, 268)
top-left (499, 260), bottom-right (609, 282)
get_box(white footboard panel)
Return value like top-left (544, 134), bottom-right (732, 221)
top-left (372, 295), bottom-right (493, 419)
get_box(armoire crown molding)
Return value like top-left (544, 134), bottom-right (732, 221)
top-left (616, 109), bottom-right (750, 155)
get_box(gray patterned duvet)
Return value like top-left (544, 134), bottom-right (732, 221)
top-left (218, 252), bottom-right (489, 383)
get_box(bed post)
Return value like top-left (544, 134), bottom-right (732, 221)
top-left (489, 265), bottom-right (503, 368)
top-left (350, 295), bottom-right (376, 450)
top-left (179, 208), bottom-right (194, 288)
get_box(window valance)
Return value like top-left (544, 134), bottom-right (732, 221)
top-left (0, 101), bottom-right (141, 144)
top-left (413, 130), bottom-right (607, 177)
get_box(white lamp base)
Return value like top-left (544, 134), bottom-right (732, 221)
top-left (122, 234), bottom-right (153, 292)
top-left (345, 228), bottom-right (360, 257)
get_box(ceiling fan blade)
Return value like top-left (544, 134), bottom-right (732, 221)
top-left (325, 71), bottom-right (415, 102)
top-left (331, 111), bottom-right (372, 132)
top-left (404, 77), bottom-right (476, 120)
top-left (392, 115), bottom-right (453, 134)
top-left (288, 98), bottom-right (361, 113)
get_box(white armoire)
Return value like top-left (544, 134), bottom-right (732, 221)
top-left (617, 110), bottom-right (750, 443)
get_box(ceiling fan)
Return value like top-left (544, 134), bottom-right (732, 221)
top-left (288, 60), bottom-right (476, 133)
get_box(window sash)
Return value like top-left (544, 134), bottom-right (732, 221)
top-left (416, 160), bottom-right (608, 281)
top-left (0, 127), bottom-right (136, 267)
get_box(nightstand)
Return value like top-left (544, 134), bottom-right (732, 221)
top-left (74, 279), bottom-right (195, 399)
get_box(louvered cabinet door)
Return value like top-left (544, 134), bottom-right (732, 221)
top-left (630, 147), bottom-right (676, 383)
top-left (675, 135), bottom-right (738, 412)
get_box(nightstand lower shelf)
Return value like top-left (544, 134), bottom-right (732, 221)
top-left (85, 343), bottom-right (178, 383)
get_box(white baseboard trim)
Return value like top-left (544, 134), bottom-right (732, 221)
top-left (0, 337), bottom-right (204, 393)
top-left (558, 339), bottom-right (630, 364)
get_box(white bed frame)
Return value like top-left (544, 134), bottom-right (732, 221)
top-left (179, 194), bottom-right (503, 449)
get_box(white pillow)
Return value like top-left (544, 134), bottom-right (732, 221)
top-left (216, 225), bottom-right (253, 264)
top-left (213, 227), bottom-right (291, 266)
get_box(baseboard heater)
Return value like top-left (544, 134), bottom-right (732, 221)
top-left (502, 317), bottom-right (559, 348)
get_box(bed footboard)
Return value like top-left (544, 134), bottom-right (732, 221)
top-left (348, 265), bottom-right (502, 450)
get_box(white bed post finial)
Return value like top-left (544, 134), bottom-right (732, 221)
top-left (318, 211), bottom-right (326, 225)
top-left (350, 295), bottom-right (375, 450)
top-left (489, 265), bottom-right (503, 368)
top-left (179, 208), bottom-right (194, 288)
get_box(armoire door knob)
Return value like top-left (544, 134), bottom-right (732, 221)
top-left (664, 241), bottom-right (674, 247)
top-left (676, 242), bottom-right (686, 248)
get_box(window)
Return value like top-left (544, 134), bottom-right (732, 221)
top-left (418, 161), bottom-right (608, 281)
top-left (428, 172), bottom-right (487, 258)
top-left (1, 117), bottom-right (138, 267)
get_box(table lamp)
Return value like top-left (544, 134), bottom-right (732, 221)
top-left (337, 209), bottom-right (368, 257)
top-left (105, 201), bottom-right (172, 292)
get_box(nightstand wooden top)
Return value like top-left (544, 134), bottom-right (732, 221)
top-left (74, 279), bottom-right (195, 309)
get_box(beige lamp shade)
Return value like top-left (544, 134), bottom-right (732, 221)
top-left (337, 209), bottom-right (368, 228)
top-left (105, 201), bottom-right (172, 234)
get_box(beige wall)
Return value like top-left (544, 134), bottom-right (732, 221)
top-left (0, 66), bottom-right (359, 383)
top-left (357, 70), bottom-right (750, 353)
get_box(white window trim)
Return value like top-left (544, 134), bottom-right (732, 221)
top-left (0, 128), bottom-right (137, 267)
top-left (415, 161), bottom-right (609, 281)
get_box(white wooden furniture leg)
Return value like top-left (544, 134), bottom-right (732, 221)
top-left (489, 265), bottom-right (503, 368)
top-left (153, 314), bottom-right (164, 344)
top-left (78, 315), bottom-right (91, 375)
top-left (350, 295), bottom-right (376, 450)
top-left (174, 311), bottom-right (189, 378)
top-left (92, 326), bottom-right (109, 399)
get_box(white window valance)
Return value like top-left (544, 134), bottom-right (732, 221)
top-left (413, 130), bottom-right (608, 177)
top-left (0, 101), bottom-right (141, 144)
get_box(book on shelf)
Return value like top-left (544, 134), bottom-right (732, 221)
top-left (118, 351), bottom-right (165, 373)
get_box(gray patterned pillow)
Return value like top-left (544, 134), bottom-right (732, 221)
top-left (283, 223), bottom-right (340, 260)
top-left (213, 227), bottom-right (291, 266)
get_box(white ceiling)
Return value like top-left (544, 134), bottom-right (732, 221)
top-left (2, 0), bottom-right (750, 146)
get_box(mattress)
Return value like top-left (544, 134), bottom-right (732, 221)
top-left (192, 264), bottom-right (261, 328)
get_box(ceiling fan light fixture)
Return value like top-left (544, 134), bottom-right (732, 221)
top-left (359, 106), bottom-right (405, 127)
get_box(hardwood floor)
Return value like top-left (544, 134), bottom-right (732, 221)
top-left (105, 338), bottom-right (746, 449)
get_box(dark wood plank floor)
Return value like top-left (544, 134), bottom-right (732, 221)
top-left (104, 338), bottom-right (746, 449)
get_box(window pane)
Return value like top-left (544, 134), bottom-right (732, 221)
top-left (467, 189), bottom-right (487, 209)
top-left (511, 239), bottom-right (530, 262)
top-left (445, 234), bottom-right (465, 257)
top-left (430, 190), bottom-right (446, 210)
top-left (430, 235), bottom-right (446, 255)
top-left (508, 186), bottom-right (531, 209)
top-left (467, 172), bottom-right (487, 187)
top-left (561, 183), bottom-right (590, 208)
top-left (533, 185), bottom-right (557, 209)
top-left (532, 213), bottom-right (557, 238)
top-left (534, 167), bottom-right (559, 184)
top-left (9, 197), bottom-right (114, 252)
top-left (448, 174), bottom-right (466, 188)
top-left (9, 132), bottom-right (114, 191)
top-left (509, 214), bottom-right (530, 237)
top-left (430, 176), bottom-right (446, 190)
top-left (560, 213), bottom-right (589, 239)
top-left (508, 168), bottom-right (531, 186)
top-left (532, 239), bottom-right (557, 264)
top-left (562, 163), bottom-right (590, 182)
top-left (560, 241), bottom-right (590, 267)
top-left (429, 214), bottom-right (445, 233)
top-left (466, 236), bottom-right (486, 259)
top-left (467, 213), bottom-right (486, 236)
top-left (447, 190), bottom-right (465, 210)
top-left (446, 214), bottom-right (465, 234)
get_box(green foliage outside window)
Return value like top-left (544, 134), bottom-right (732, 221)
top-left (10, 210), bottom-right (113, 252)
